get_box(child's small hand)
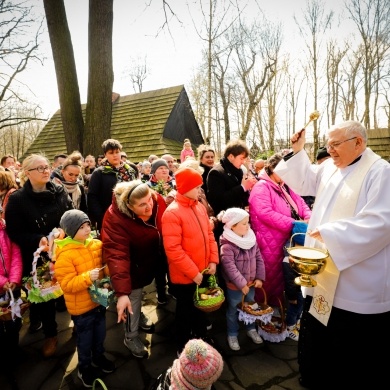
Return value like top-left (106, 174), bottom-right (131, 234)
top-left (254, 279), bottom-right (263, 288)
top-left (193, 273), bottom-right (203, 286)
top-left (205, 263), bottom-right (217, 275)
top-left (38, 236), bottom-right (49, 252)
top-left (242, 285), bottom-right (250, 295)
top-left (89, 268), bottom-right (100, 281)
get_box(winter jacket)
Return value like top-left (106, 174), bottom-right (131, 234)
top-left (101, 188), bottom-right (167, 297)
top-left (55, 236), bottom-right (104, 315)
top-left (219, 235), bottom-right (265, 291)
top-left (206, 157), bottom-right (249, 216)
top-left (248, 171), bottom-right (311, 306)
top-left (87, 162), bottom-right (138, 230)
top-left (0, 219), bottom-right (23, 292)
top-left (200, 163), bottom-right (212, 194)
top-left (180, 148), bottom-right (195, 163)
top-left (206, 158), bottom-right (249, 241)
top-left (162, 192), bottom-right (219, 285)
top-left (5, 180), bottom-right (73, 277)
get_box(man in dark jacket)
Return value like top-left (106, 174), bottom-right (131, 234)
top-left (87, 139), bottom-right (138, 231)
top-left (206, 139), bottom-right (257, 242)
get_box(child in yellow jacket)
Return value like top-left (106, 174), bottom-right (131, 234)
top-left (55, 210), bottom-right (115, 388)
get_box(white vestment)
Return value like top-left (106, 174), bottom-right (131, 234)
top-left (275, 148), bottom-right (390, 315)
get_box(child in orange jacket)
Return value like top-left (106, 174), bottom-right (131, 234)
top-left (162, 167), bottom-right (219, 354)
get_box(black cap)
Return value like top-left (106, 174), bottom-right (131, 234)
top-left (316, 146), bottom-right (330, 161)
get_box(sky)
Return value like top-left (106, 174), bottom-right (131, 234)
top-left (19, 0), bottom-right (347, 121)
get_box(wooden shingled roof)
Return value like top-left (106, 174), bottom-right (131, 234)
top-left (367, 128), bottom-right (390, 161)
top-left (24, 85), bottom-right (204, 163)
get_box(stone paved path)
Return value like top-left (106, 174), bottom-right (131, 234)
top-left (0, 283), bottom-right (305, 390)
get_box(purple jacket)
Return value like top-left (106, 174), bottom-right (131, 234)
top-left (0, 219), bottom-right (23, 292)
top-left (219, 235), bottom-right (265, 290)
top-left (248, 172), bottom-right (311, 306)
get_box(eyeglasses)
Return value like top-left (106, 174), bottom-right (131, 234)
top-left (326, 137), bottom-right (357, 151)
top-left (28, 165), bottom-right (50, 173)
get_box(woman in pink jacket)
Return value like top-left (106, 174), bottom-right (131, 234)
top-left (249, 154), bottom-right (311, 309)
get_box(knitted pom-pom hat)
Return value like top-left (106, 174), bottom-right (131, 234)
top-left (171, 339), bottom-right (223, 389)
top-left (175, 167), bottom-right (203, 195)
top-left (60, 210), bottom-right (90, 238)
top-left (220, 207), bottom-right (249, 229)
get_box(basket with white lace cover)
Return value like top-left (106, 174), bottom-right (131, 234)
top-left (0, 288), bottom-right (30, 321)
top-left (237, 285), bottom-right (274, 325)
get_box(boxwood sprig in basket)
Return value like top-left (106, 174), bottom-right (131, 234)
top-left (193, 268), bottom-right (225, 313)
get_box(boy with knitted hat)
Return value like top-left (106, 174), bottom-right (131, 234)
top-left (218, 207), bottom-right (266, 351)
top-left (162, 167), bottom-right (219, 354)
top-left (152, 338), bottom-right (223, 389)
top-left (55, 210), bottom-right (115, 387)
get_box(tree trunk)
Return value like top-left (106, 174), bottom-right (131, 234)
top-left (43, 0), bottom-right (84, 154)
top-left (84, 0), bottom-right (114, 157)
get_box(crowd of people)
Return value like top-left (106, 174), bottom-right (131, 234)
top-left (0, 121), bottom-right (389, 389)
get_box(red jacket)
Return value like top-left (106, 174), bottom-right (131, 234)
top-left (162, 192), bottom-right (219, 284)
top-left (101, 189), bottom-right (166, 296)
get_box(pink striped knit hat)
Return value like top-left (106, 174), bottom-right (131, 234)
top-left (171, 339), bottom-right (223, 389)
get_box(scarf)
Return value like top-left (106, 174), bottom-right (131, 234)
top-left (102, 160), bottom-right (137, 182)
top-left (279, 183), bottom-right (299, 216)
top-left (222, 227), bottom-right (257, 250)
top-left (62, 181), bottom-right (82, 210)
top-left (220, 157), bottom-right (244, 184)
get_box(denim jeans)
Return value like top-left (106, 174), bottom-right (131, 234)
top-left (72, 305), bottom-right (107, 370)
top-left (226, 286), bottom-right (256, 336)
top-left (285, 290), bottom-right (304, 327)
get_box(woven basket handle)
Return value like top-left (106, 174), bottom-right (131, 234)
top-left (195, 268), bottom-right (208, 300)
top-left (196, 268), bottom-right (218, 300)
top-left (92, 378), bottom-right (108, 390)
top-left (240, 284), bottom-right (268, 310)
top-left (277, 296), bottom-right (286, 330)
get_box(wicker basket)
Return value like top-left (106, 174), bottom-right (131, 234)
top-left (23, 244), bottom-right (63, 303)
top-left (193, 270), bottom-right (225, 313)
top-left (257, 297), bottom-right (288, 342)
top-left (237, 285), bottom-right (274, 325)
top-left (0, 289), bottom-right (30, 322)
top-left (88, 277), bottom-right (116, 307)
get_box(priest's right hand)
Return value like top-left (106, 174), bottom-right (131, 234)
top-left (291, 128), bottom-right (306, 153)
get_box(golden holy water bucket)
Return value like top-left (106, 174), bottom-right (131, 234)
top-left (286, 233), bottom-right (328, 287)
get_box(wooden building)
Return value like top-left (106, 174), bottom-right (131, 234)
top-left (23, 85), bottom-right (204, 163)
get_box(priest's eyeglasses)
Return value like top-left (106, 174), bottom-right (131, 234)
top-left (28, 165), bottom-right (51, 173)
top-left (326, 137), bottom-right (357, 151)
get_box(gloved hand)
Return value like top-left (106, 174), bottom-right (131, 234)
top-left (89, 268), bottom-right (100, 282)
